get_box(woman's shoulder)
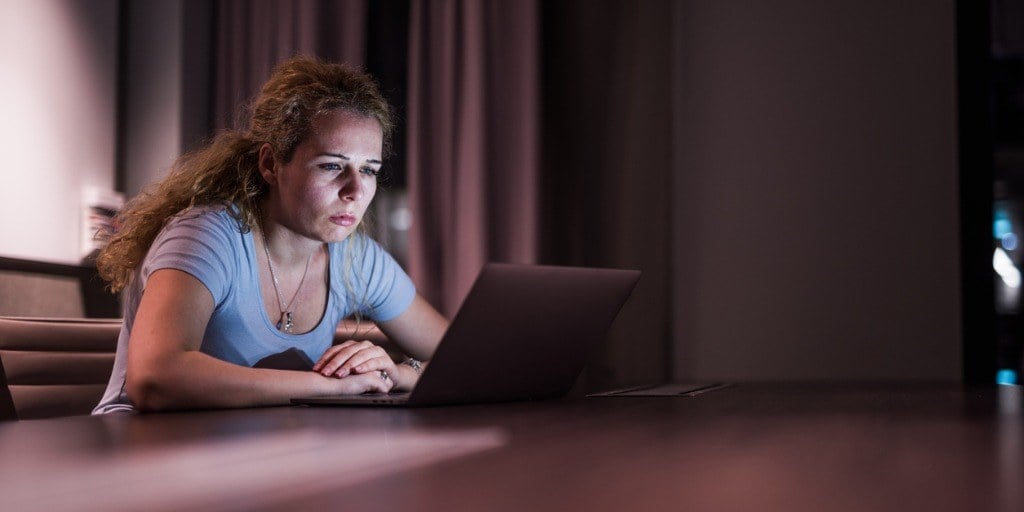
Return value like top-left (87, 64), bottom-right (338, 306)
top-left (151, 203), bottom-right (249, 255)
top-left (165, 203), bottom-right (247, 233)
top-left (141, 203), bottom-right (250, 303)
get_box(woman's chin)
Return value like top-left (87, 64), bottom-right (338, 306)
top-left (323, 226), bottom-right (359, 243)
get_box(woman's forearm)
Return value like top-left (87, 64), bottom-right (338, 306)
top-left (126, 350), bottom-right (334, 411)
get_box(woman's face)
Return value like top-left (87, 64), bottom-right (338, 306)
top-left (264, 109), bottom-right (383, 243)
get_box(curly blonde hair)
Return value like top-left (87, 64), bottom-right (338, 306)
top-left (97, 56), bottom-right (394, 293)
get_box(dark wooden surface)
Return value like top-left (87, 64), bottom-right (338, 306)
top-left (0, 383), bottom-right (1020, 512)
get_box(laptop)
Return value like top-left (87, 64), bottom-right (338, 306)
top-left (291, 263), bottom-right (640, 407)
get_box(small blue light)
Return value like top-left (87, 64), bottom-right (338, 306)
top-left (1002, 233), bottom-right (1019, 251)
top-left (996, 369), bottom-right (1018, 385)
top-left (995, 219), bottom-right (1013, 239)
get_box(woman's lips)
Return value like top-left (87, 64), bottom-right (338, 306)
top-left (330, 214), bottom-right (357, 227)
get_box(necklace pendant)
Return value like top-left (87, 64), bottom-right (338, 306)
top-left (277, 311), bottom-right (294, 333)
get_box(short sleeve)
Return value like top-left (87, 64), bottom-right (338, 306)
top-left (141, 207), bottom-right (241, 305)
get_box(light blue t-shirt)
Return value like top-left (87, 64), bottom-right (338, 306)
top-left (93, 205), bottom-right (415, 414)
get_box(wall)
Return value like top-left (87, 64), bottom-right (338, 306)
top-left (541, 1), bottom-right (674, 389)
top-left (671, 0), bottom-right (962, 381)
top-left (122, 1), bottom-right (183, 198)
top-left (0, 0), bottom-right (119, 265)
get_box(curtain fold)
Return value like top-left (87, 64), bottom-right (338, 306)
top-left (212, 0), bottom-right (367, 130)
top-left (205, 0), bottom-right (666, 390)
top-left (406, 0), bottom-right (540, 316)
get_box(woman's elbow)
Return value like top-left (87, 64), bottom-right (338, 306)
top-left (125, 370), bottom-right (174, 412)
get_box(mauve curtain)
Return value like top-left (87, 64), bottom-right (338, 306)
top-left (406, 0), bottom-right (540, 316)
top-left (212, 0), bottom-right (368, 130)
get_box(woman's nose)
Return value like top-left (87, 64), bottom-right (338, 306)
top-left (339, 169), bottom-right (363, 201)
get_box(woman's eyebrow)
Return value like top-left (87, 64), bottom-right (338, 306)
top-left (317, 152), bottom-right (382, 165)
top-left (318, 152), bottom-right (350, 160)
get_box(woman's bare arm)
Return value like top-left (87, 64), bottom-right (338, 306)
top-left (378, 294), bottom-right (448, 361)
top-left (125, 268), bottom-right (390, 411)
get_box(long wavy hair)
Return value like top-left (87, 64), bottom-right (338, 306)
top-left (97, 56), bottom-right (394, 294)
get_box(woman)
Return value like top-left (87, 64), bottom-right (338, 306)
top-left (93, 57), bottom-right (447, 413)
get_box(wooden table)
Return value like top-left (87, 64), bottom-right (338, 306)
top-left (0, 383), bottom-right (1020, 512)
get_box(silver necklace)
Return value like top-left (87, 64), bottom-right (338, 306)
top-left (259, 228), bottom-right (313, 333)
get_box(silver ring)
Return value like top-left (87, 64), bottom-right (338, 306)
top-left (379, 370), bottom-right (390, 381)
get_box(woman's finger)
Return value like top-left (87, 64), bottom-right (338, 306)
top-left (341, 370), bottom-right (394, 394)
top-left (314, 340), bottom-right (376, 376)
top-left (332, 347), bottom-right (391, 377)
top-left (312, 340), bottom-right (359, 371)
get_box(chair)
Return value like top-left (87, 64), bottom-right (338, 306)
top-left (0, 317), bottom-right (121, 420)
top-left (0, 316), bottom-right (392, 420)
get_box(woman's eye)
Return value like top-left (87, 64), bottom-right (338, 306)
top-left (318, 163), bottom-right (342, 171)
top-left (361, 167), bottom-right (381, 177)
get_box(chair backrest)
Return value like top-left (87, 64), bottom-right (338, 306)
top-left (0, 317), bottom-right (392, 420)
top-left (0, 317), bottom-right (120, 420)
top-left (0, 256), bottom-right (120, 318)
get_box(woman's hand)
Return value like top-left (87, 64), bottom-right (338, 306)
top-left (312, 294), bottom-right (448, 393)
top-left (326, 367), bottom-right (395, 394)
top-left (314, 340), bottom-right (397, 378)
top-left (313, 340), bottom-right (420, 391)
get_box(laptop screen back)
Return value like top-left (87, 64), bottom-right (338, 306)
top-left (405, 263), bottom-right (641, 405)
